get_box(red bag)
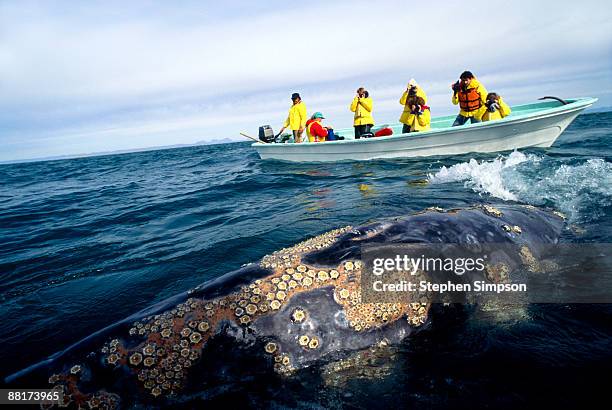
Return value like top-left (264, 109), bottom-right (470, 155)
top-left (374, 127), bottom-right (393, 137)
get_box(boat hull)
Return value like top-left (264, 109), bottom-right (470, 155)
top-left (253, 98), bottom-right (596, 162)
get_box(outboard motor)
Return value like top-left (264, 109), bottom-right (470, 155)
top-left (258, 125), bottom-right (276, 143)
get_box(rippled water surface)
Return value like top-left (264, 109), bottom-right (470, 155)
top-left (1, 112), bottom-right (611, 407)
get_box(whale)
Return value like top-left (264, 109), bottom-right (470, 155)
top-left (4, 204), bottom-right (565, 409)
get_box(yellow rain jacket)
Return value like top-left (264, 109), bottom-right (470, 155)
top-left (350, 97), bottom-right (374, 126)
top-left (451, 78), bottom-right (488, 119)
top-left (481, 97), bottom-right (512, 122)
top-left (399, 87), bottom-right (428, 125)
top-left (404, 108), bottom-right (431, 132)
top-left (283, 101), bottom-right (307, 131)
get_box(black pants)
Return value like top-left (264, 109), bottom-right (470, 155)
top-left (402, 124), bottom-right (413, 134)
top-left (354, 124), bottom-right (372, 139)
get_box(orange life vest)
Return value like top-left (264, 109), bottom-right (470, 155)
top-left (457, 87), bottom-right (482, 112)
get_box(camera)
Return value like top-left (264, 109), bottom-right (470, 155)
top-left (485, 99), bottom-right (499, 112)
top-left (452, 81), bottom-right (461, 93)
top-left (408, 85), bottom-right (417, 97)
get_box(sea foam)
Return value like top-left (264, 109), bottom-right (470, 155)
top-left (428, 151), bottom-right (612, 221)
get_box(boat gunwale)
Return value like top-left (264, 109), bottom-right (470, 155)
top-left (252, 97), bottom-right (597, 149)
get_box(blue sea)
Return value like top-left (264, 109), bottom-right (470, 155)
top-left (1, 111), bottom-right (611, 408)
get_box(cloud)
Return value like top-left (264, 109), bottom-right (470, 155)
top-left (0, 0), bottom-right (610, 160)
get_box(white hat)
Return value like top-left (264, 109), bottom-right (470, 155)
top-left (408, 78), bottom-right (418, 87)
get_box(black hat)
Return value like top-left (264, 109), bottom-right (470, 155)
top-left (460, 71), bottom-right (474, 80)
top-left (291, 93), bottom-right (301, 100)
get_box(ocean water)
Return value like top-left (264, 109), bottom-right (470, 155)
top-left (1, 111), bottom-right (611, 408)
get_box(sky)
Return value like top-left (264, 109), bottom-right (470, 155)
top-left (1, 0), bottom-right (611, 161)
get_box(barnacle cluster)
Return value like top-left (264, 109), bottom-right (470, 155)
top-left (260, 226), bottom-right (353, 269)
top-left (45, 224), bottom-right (431, 404)
top-left (482, 205), bottom-right (503, 217)
top-left (321, 339), bottom-right (397, 387)
top-left (502, 224), bottom-right (522, 234)
top-left (45, 373), bottom-right (119, 409)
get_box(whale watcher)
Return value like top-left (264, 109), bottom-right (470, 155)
top-left (399, 79), bottom-right (429, 133)
top-left (277, 93), bottom-right (307, 143)
top-left (350, 87), bottom-right (374, 139)
top-left (305, 112), bottom-right (330, 142)
top-left (481, 92), bottom-right (512, 122)
top-left (400, 96), bottom-right (431, 133)
top-left (451, 71), bottom-right (488, 126)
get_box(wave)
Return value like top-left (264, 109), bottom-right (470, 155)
top-left (428, 151), bottom-right (612, 221)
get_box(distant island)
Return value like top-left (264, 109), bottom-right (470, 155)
top-left (0, 137), bottom-right (243, 165)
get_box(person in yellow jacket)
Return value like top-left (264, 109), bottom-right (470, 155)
top-left (350, 87), bottom-right (374, 139)
top-left (481, 93), bottom-right (512, 122)
top-left (277, 93), bottom-right (307, 143)
top-left (401, 96), bottom-right (431, 133)
top-left (399, 79), bottom-right (428, 133)
top-left (451, 71), bottom-right (488, 126)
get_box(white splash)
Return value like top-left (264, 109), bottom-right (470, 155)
top-left (428, 151), bottom-right (534, 201)
top-left (428, 152), bottom-right (612, 222)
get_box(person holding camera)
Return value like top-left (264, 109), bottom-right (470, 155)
top-left (481, 92), bottom-right (512, 122)
top-left (451, 71), bottom-right (488, 126)
top-left (277, 92), bottom-right (307, 143)
top-left (401, 96), bottom-right (430, 133)
top-left (399, 79), bottom-right (428, 133)
top-left (350, 87), bottom-right (374, 139)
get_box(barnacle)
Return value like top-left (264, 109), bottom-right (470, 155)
top-left (264, 342), bottom-right (278, 354)
top-left (107, 354), bottom-right (119, 365)
top-left (235, 307), bottom-right (245, 317)
top-left (277, 282), bottom-right (288, 291)
top-left (297, 265), bottom-right (307, 273)
top-left (270, 300), bottom-right (282, 310)
top-left (151, 386), bottom-right (162, 397)
top-left (344, 261), bottom-right (355, 271)
top-left (70, 365), bottom-right (81, 375)
top-left (298, 335), bottom-right (310, 346)
top-left (246, 304), bottom-right (258, 315)
top-left (308, 337), bottom-right (320, 349)
top-left (161, 329), bottom-right (172, 338)
top-left (339, 289), bottom-right (350, 299)
top-left (129, 353), bottom-right (143, 366)
top-left (189, 332), bottom-right (202, 344)
top-left (302, 277), bottom-right (313, 287)
top-left (240, 315), bottom-right (251, 325)
top-left (143, 357), bottom-right (156, 367)
top-left (143, 344), bottom-right (156, 356)
top-left (291, 308), bottom-right (307, 323)
top-left (180, 328), bottom-right (192, 338)
top-left (197, 321), bottom-right (210, 333)
top-left (317, 271), bottom-right (329, 281)
top-left (276, 290), bottom-right (287, 301)
top-left (330, 270), bottom-right (339, 279)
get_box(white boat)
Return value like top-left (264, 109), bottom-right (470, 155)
top-left (252, 97), bottom-right (597, 162)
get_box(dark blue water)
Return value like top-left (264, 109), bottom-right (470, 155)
top-left (1, 112), bottom-right (611, 408)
